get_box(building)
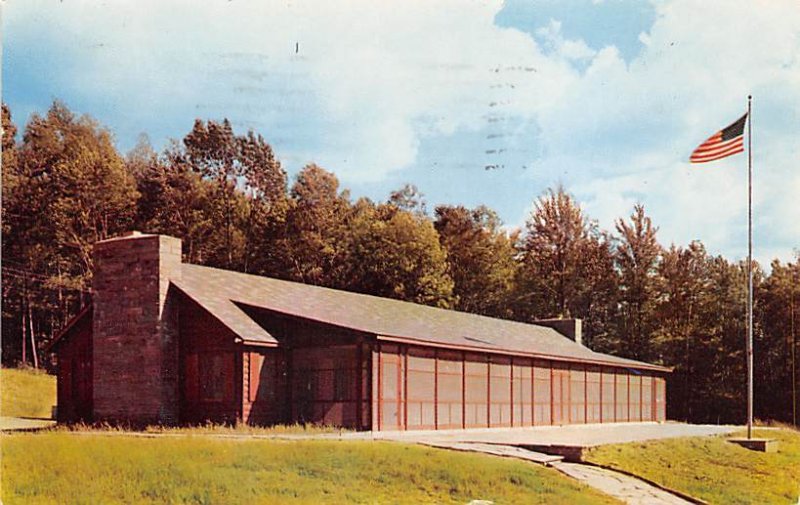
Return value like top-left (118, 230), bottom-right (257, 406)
top-left (49, 232), bottom-right (670, 430)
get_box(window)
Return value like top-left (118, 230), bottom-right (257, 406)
top-left (199, 353), bottom-right (230, 401)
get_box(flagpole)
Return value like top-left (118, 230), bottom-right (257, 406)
top-left (747, 95), bottom-right (754, 440)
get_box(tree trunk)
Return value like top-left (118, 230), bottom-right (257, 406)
top-left (21, 297), bottom-right (27, 366)
top-left (28, 300), bottom-right (38, 369)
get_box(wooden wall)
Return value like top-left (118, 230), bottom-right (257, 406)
top-left (178, 294), bottom-right (242, 424)
top-left (372, 342), bottom-right (666, 431)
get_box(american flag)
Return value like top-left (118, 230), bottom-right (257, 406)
top-left (690, 113), bottom-right (748, 163)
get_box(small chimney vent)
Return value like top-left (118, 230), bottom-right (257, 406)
top-left (534, 318), bottom-right (582, 346)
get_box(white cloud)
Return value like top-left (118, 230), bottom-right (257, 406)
top-left (528, 0), bottom-right (800, 264)
top-left (536, 20), bottom-right (597, 61)
top-left (8, 0), bottom-right (563, 182)
top-left (5, 0), bottom-right (799, 263)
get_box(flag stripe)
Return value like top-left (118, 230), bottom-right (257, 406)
top-left (690, 147), bottom-right (744, 163)
top-left (691, 140), bottom-right (744, 159)
top-left (692, 138), bottom-right (744, 158)
top-left (690, 143), bottom-right (744, 163)
top-left (689, 112), bottom-right (748, 164)
top-left (692, 135), bottom-right (741, 154)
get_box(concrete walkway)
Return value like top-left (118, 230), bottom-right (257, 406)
top-left (0, 417), bottom-right (56, 432)
top-left (551, 461), bottom-right (694, 505)
top-left (374, 422), bottom-right (739, 448)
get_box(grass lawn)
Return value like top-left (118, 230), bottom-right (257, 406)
top-left (1, 433), bottom-right (621, 505)
top-left (585, 428), bottom-right (800, 505)
top-left (0, 367), bottom-right (56, 419)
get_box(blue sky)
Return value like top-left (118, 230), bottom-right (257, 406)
top-left (3, 0), bottom-right (799, 265)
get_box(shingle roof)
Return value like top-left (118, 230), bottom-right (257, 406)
top-left (172, 263), bottom-right (670, 372)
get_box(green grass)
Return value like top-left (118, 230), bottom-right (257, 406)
top-left (585, 428), bottom-right (800, 505)
top-left (0, 367), bottom-right (56, 419)
top-left (1, 433), bottom-right (620, 505)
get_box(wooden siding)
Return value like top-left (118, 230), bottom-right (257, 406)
top-left (374, 343), bottom-right (667, 431)
top-left (178, 294), bottom-right (242, 424)
top-left (242, 348), bottom-right (286, 425)
top-left (238, 308), bottom-right (371, 430)
top-left (290, 344), bottom-right (369, 429)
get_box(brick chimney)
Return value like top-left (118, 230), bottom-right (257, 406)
top-left (92, 232), bottom-right (182, 425)
top-left (534, 318), bottom-right (583, 346)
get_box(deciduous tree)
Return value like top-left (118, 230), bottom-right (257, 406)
top-left (348, 201), bottom-right (455, 307)
top-left (515, 186), bottom-right (616, 348)
top-left (613, 204), bottom-right (662, 360)
top-left (434, 205), bottom-right (517, 317)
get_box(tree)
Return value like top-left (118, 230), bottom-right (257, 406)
top-left (131, 140), bottom-right (221, 264)
top-left (699, 257), bottom-right (752, 423)
top-left (348, 201), bottom-right (455, 307)
top-left (2, 101), bottom-right (138, 366)
top-left (515, 186), bottom-right (616, 348)
top-left (280, 164), bottom-right (352, 286)
top-left (655, 242), bottom-right (710, 420)
top-left (177, 119), bottom-right (287, 270)
top-left (389, 184), bottom-right (427, 216)
top-left (19, 101), bottom-right (139, 271)
top-left (434, 205), bottom-right (517, 317)
top-left (1, 103), bottom-right (26, 364)
top-left (613, 204), bottom-right (662, 360)
top-left (757, 255), bottom-right (800, 424)
top-left (2, 103), bottom-right (20, 241)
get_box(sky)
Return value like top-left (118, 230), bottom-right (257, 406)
top-left (3, 0), bottom-right (799, 265)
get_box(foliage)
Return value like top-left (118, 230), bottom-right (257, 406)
top-left (2, 101), bottom-right (138, 365)
top-left (0, 367), bottom-right (56, 419)
top-left (176, 119), bottom-right (288, 270)
top-left (278, 164), bottom-right (352, 286)
top-left (1, 100), bottom-right (797, 426)
top-left (347, 200), bottom-right (455, 307)
top-left (585, 428), bottom-right (800, 505)
top-left (1, 434), bottom-right (618, 505)
top-left (514, 186), bottom-right (618, 349)
top-left (613, 204), bottom-right (661, 360)
top-left (131, 139), bottom-right (220, 265)
top-left (434, 204), bottom-right (517, 317)
top-left (389, 183), bottom-right (427, 215)
top-left (757, 258), bottom-right (800, 424)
